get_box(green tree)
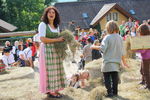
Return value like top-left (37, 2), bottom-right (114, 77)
top-left (0, 0), bottom-right (6, 20)
top-left (5, 0), bottom-right (45, 31)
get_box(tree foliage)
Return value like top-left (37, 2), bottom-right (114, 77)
top-left (0, 0), bottom-right (6, 20)
top-left (1, 0), bottom-right (46, 31)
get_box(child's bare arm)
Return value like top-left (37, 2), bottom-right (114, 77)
top-left (121, 56), bottom-right (129, 68)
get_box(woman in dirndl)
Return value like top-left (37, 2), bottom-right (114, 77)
top-left (38, 6), bottom-right (66, 98)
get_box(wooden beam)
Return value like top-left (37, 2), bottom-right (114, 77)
top-left (0, 31), bottom-right (36, 38)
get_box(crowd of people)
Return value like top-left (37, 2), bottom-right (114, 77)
top-left (0, 38), bottom-right (40, 71)
top-left (0, 5), bottom-right (149, 99)
top-left (119, 18), bottom-right (150, 40)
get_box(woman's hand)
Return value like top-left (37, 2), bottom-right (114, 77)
top-left (57, 36), bottom-right (65, 42)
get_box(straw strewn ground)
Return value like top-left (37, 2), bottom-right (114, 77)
top-left (0, 50), bottom-right (150, 100)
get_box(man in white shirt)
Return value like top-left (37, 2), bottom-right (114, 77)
top-left (23, 43), bottom-right (33, 67)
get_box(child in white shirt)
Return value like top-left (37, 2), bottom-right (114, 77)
top-left (2, 47), bottom-right (15, 69)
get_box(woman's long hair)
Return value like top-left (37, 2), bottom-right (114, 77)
top-left (41, 6), bottom-right (60, 28)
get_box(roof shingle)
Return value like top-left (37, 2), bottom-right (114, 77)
top-left (55, 0), bottom-right (150, 29)
top-left (0, 19), bottom-right (17, 32)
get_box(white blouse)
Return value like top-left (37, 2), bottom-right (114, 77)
top-left (23, 47), bottom-right (32, 60)
top-left (38, 22), bottom-right (59, 38)
top-left (2, 54), bottom-right (15, 68)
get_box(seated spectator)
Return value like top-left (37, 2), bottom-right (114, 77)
top-left (12, 41), bottom-right (19, 61)
top-left (5, 41), bottom-right (11, 47)
top-left (19, 39), bottom-right (27, 50)
top-left (7, 46), bottom-right (15, 65)
top-left (18, 45), bottom-right (26, 67)
top-left (26, 38), bottom-right (32, 47)
top-left (31, 42), bottom-right (37, 62)
top-left (1, 47), bottom-right (16, 69)
top-left (23, 43), bottom-right (33, 67)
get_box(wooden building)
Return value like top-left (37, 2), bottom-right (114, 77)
top-left (55, 0), bottom-right (150, 32)
top-left (90, 3), bottom-right (137, 31)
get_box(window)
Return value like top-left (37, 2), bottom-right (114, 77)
top-left (82, 13), bottom-right (88, 18)
top-left (113, 12), bottom-right (118, 21)
top-left (106, 12), bottom-right (118, 22)
top-left (129, 10), bottom-right (135, 15)
top-left (106, 13), bottom-right (111, 22)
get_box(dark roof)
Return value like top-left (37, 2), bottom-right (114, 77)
top-left (55, 0), bottom-right (150, 29)
top-left (90, 3), bottom-right (137, 26)
top-left (0, 19), bottom-right (17, 32)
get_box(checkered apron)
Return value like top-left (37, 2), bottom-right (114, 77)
top-left (45, 25), bottom-right (65, 92)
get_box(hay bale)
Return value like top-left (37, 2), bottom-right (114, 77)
top-left (60, 87), bottom-right (89, 100)
top-left (0, 67), bottom-right (34, 81)
top-left (121, 71), bottom-right (141, 83)
top-left (89, 78), bottom-right (104, 89)
top-left (119, 82), bottom-right (150, 100)
top-left (121, 59), bottom-right (141, 83)
top-left (89, 86), bottom-right (106, 100)
top-left (85, 59), bottom-right (103, 79)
